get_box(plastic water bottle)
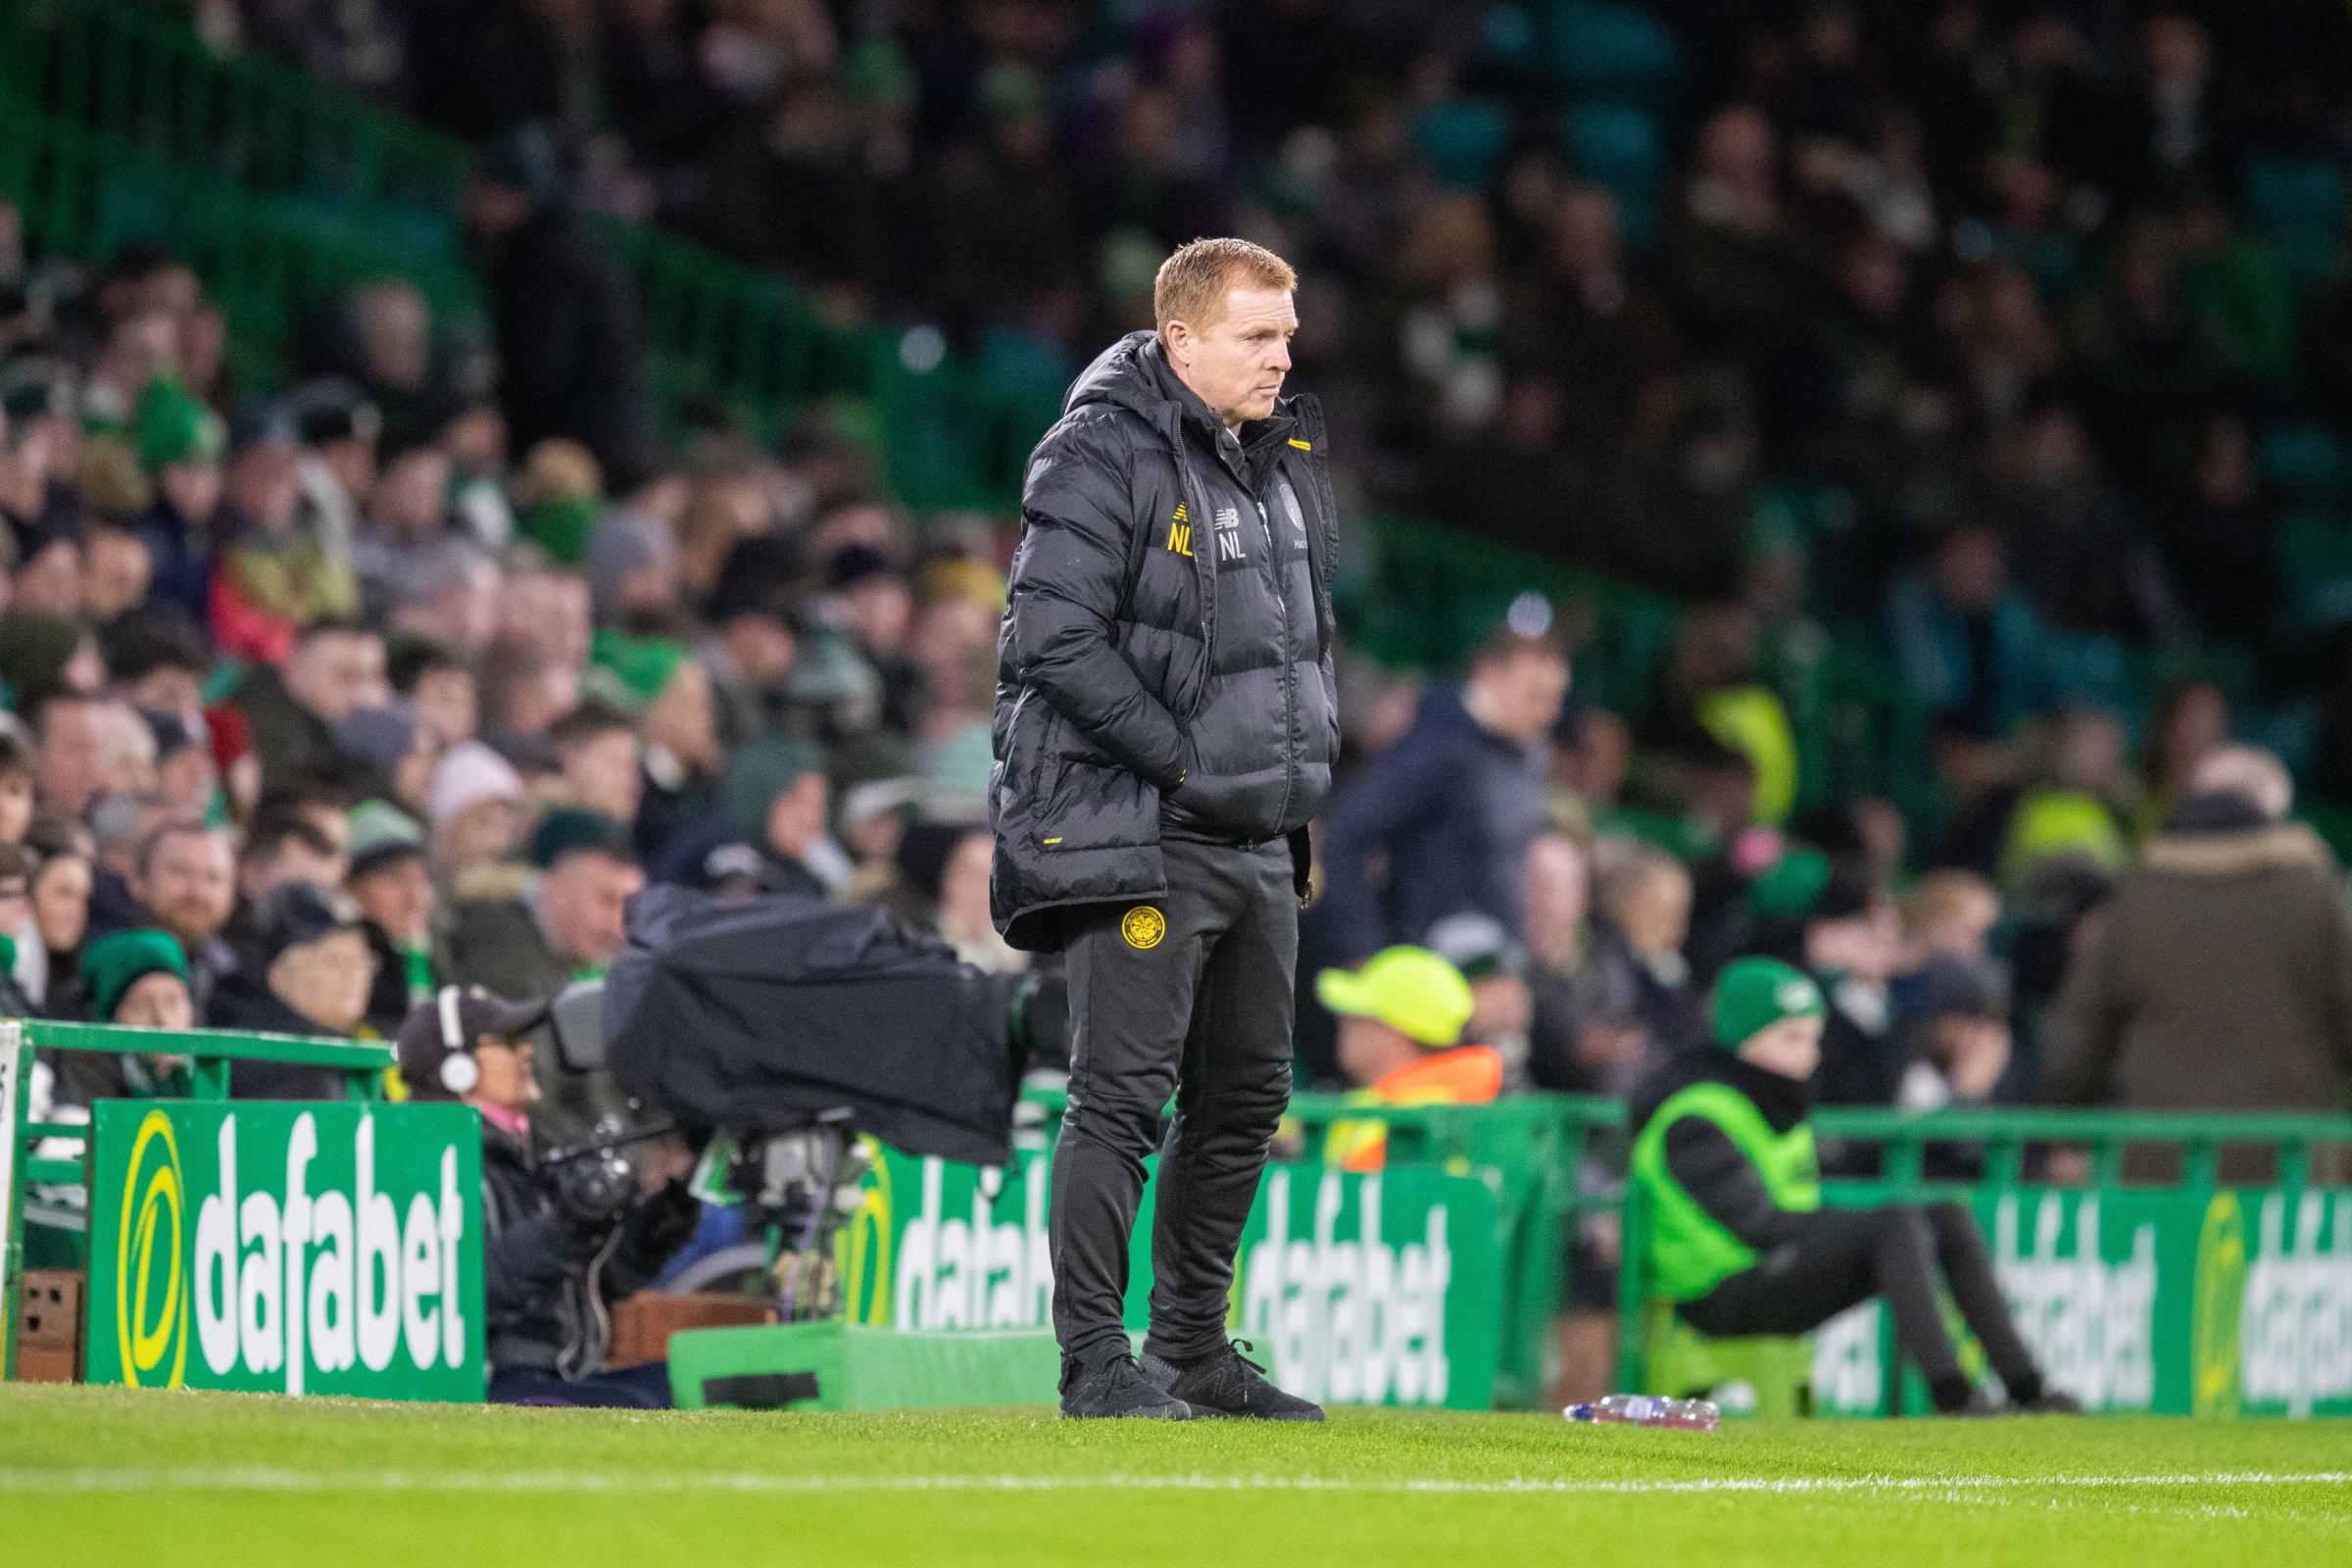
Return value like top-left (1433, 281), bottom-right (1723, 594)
top-left (1563, 1394), bottom-right (1722, 1432)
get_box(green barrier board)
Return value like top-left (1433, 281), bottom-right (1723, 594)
top-left (83, 1100), bottom-right (485, 1400)
top-left (1793, 1186), bottom-right (2352, 1417)
top-left (839, 1144), bottom-right (1501, 1409)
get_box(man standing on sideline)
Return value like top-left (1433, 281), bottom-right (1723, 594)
top-left (992, 239), bottom-right (1339, 1420)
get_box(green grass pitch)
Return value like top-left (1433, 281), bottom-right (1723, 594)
top-left (5, 1384), bottom-right (2349, 1568)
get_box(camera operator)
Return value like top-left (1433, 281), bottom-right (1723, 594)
top-left (396, 986), bottom-right (702, 1407)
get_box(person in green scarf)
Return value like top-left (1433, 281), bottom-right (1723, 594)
top-left (1629, 956), bottom-right (2078, 1415)
top-left (346, 800), bottom-right (439, 1037)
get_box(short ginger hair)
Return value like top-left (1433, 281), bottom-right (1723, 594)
top-left (1153, 238), bottom-right (1298, 338)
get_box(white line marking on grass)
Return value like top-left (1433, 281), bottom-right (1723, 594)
top-left (1, 1469), bottom-right (2347, 1499)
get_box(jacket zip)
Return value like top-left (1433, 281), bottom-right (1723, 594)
top-left (1260, 492), bottom-right (1299, 830)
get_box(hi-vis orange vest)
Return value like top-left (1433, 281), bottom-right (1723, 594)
top-left (1327, 1045), bottom-right (1504, 1172)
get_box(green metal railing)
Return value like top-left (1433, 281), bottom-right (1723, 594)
top-left (1811, 1105), bottom-right (2352, 1195)
top-left (9, 1018), bottom-right (390, 1188)
top-left (3, 1016), bottom-right (393, 1379)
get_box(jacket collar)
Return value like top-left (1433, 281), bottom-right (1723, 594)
top-left (2142, 818), bottom-right (2335, 878)
top-left (1066, 329), bottom-right (1309, 455)
top-left (1632, 1046), bottom-right (1813, 1135)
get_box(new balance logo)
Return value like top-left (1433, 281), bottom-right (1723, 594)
top-left (1213, 506), bottom-right (1245, 562)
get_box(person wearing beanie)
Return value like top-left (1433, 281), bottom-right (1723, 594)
top-left (1628, 956), bottom-right (2077, 1416)
top-left (82, 926), bottom-right (195, 1027)
top-left (133, 381), bottom-right (225, 565)
top-left (587, 628), bottom-right (719, 857)
top-left (347, 800), bottom-right (439, 1037)
top-left (206, 882), bottom-right (374, 1101)
top-left (427, 739), bottom-right (530, 874)
top-left (651, 736), bottom-right (838, 899)
top-left (50, 927), bottom-right (197, 1108)
top-left (700, 531), bottom-right (800, 752)
top-left (332, 702), bottom-right (440, 817)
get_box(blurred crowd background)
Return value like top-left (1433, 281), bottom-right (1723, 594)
top-left (3, 0), bottom-right (2351, 1153)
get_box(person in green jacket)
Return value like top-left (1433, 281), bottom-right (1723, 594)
top-left (1629, 956), bottom-right (2077, 1415)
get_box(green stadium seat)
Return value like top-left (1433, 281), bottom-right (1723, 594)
top-left (1563, 100), bottom-right (1666, 184)
top-left (1544, 1), bottom-right (1682, 101)
top-left (1413, 97), bottom-right (1515, 193)
top-left (2240, 152), bottom-right (2348, 285)
top-left (1640, 1298), bottom-right (1813, 1418)
top-left (2260, 422), bottom-right (2349, 498)
top-left (2275, 507), bottom-right (2352, 631)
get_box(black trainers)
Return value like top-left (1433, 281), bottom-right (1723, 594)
top-left (2012, 1389), bottom-right (2084, 1415)
top-left (1059, 1355), bottom-right (1198, 1420)
top-left (1140, 1340), bottom-right (1326, 1422)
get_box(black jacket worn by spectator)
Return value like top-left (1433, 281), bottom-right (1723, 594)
top-left (489, 205), bottom-right (656, 489)
top-left (1314, 681), bottom-right (1550, 964)
top-left (207, 976), bottom-right (350, 1101)
top-left (991, 330), bottom-right (1339, 952)
top-left (480, 1121), bottom-right (699, 1379)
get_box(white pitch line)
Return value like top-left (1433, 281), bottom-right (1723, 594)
top-left (0, 1468), bottom-right (2347, 1499)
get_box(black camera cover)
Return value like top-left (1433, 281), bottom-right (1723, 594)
top-left (602, 886), bottom-right (1022, 1167)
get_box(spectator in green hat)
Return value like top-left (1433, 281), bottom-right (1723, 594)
top-left (1627, 956), bottom-right (2076, 1415)
top-left (82, 926), bottom-right (195, 1029)
top-left (131, 381), bottom-right (226, 612)
top-left (346, 800), bottom-right (438, 1037)
top-left (590, 628), bottom-right (720, 853)
top-left (48, 927), bottom-right (198, 1109)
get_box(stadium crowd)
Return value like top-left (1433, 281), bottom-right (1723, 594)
top-left (6, 0), bottom-right (2352, 1396)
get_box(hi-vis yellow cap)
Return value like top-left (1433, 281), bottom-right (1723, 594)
top-left (1315, 946), bottom-right (1475, 1048)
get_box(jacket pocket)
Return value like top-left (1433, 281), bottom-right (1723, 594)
top-left (1035, 758), bottom-right (1161, 852)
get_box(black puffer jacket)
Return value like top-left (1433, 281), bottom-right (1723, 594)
top-left (991, 331), bottom-right (1340, 951)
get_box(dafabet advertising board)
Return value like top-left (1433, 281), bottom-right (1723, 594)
top-left (83, 1100), bottom-right (484, 1400)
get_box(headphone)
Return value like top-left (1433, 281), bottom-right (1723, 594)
top-left (436, 985), bottom-right (479, 1096)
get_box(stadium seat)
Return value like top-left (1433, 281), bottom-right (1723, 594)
top-left (1412, 97), bottom-right (1515, 194)
top-left (1615, 1181), bottom-right (1812, 1417)
top-left (2259, 422), bottom-right (2350, 498)
top-left (2240, 151), bottom-right (2348, 285)
top-left (1544, 1), bottom-right (1683, 102)
top-left (2274, 508), bottom-right (2352, 632)
top-left (1641, 1299), bottom-right (1813, 1418)
top-left (1562, 102), bottom-right (1668, 254)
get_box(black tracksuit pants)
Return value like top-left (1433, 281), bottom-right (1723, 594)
top-left (1681, 1202), bottom-right (2045, 1410)
top-left (1049, 834), bottom-right (1297, 1374)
